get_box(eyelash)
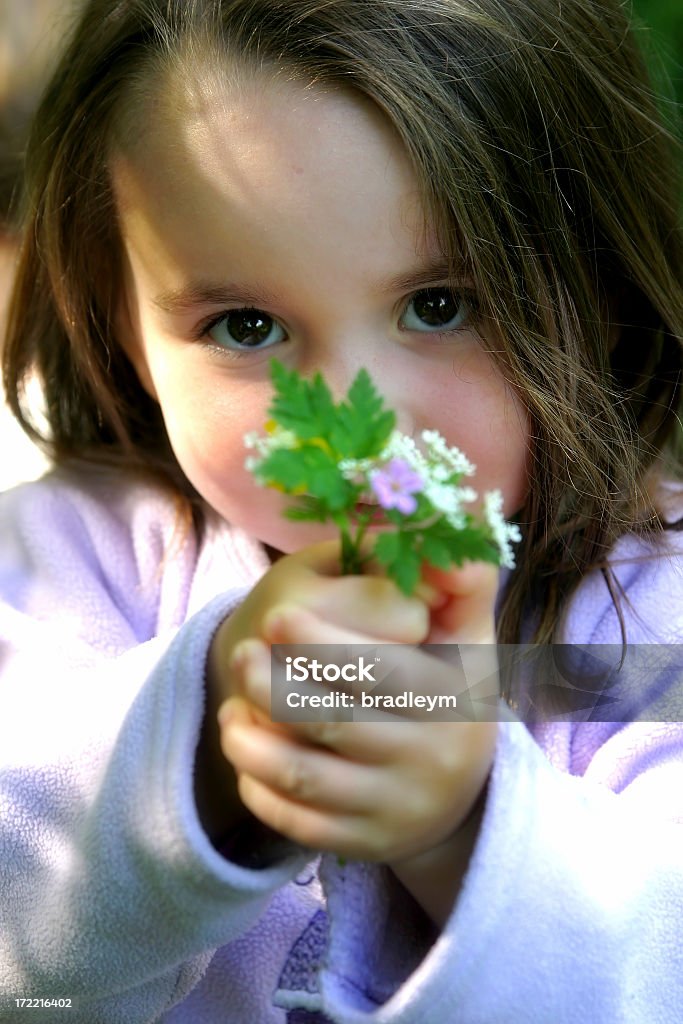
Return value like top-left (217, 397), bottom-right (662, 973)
top-left (194, 287), bottom-right (478, 356)
top-left (194, 308), bottom-right (280, 355)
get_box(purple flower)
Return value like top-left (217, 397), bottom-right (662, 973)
top-left (369, 458), bottom-right (423, 515)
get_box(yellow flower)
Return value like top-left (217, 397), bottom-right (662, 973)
top-left (307, 436), bottom-right (333, 455)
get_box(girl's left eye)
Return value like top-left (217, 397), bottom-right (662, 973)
top-left (205, 308), bottom-right (286, 350)
top-left (400, 288), bottom-right (469, 333)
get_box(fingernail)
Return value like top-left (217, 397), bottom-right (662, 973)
top-left (262, 605), bottom-right (294, 641)
top-left (229, 639), bottom-right (259, 673)
top-left (414, 581), bottom-right (438, 602)
top-left (415, 582), bottom-right (449, 610)
top-left (245, 674), bottom-right (269, 708)
top-left (217, 698), bottom-right (235, 728)
top-left (228, 645), bottom-right (245, 674)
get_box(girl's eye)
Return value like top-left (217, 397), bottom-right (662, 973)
top-left (205, 308), bottom-right (286, 350)
top-left (400, 288), bottom-right (469, 333)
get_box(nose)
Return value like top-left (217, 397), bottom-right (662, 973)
top-left (300, 337), bottom-right (418, 444)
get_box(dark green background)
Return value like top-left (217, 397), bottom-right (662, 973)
top-left (633, 0), bottom-right (683, 119)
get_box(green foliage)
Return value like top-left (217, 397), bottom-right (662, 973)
top-left (258, 445), bottom-right (353, 511)
top-left (632, 0), bottom-right (683, 112)
top-left (247, 360), bottom-right (521, 595)
top-left (268, 360), bottom-right (395, 458)
top-left (373, 531), bottom-right (423, 595)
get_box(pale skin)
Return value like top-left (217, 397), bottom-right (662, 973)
top-left (113, 68), bottom-right (529, 927)
top-left (209, 546), bottom-right (499, 927)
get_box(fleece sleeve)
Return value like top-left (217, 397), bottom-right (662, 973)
top-left (307, 535), bottom-right (683, 1024)
top-left (0, 476), bottom-right (311, 1023)
top-left (310, 717), bottom-right (683, 1024)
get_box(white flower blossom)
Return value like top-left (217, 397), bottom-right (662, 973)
top-left (430, 464), bottom-right (453, 483)
top-left (243, 373), bottom-right (523, 583)
top-left (244, 425), bottom-right (299, 474)
top-left (483, 490), bottom-right (522, 568)
top-left (244, 456), bottom-right (264, 477)
top-left (244, 425), bottom-right (298, 454)
top-left (339, 429), bottom-right (484, 529)
top-left (338, 456), bottom-right (376, 483)
top-left (421, 430), bottom-right (476, 477)
top-left (423, 482), bottom-right (478, 528)
top-left (380, 431), bottom-right (429, 475)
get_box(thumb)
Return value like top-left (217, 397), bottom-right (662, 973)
top-left (421, 561), bottom-right (499, 643)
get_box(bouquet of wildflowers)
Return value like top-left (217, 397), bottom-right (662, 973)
top-left (245, 360), bottom-right (521, 595)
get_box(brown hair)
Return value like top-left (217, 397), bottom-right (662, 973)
top-left (0, 1), bottom-right (77, 228)
top-left (3, 0), bottom-right (682, 646)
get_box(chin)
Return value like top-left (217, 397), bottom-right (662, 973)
top-left (256, 519), bottom-right (339, 557)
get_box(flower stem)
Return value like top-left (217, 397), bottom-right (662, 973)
top-left (340, 514), bottom-right (374, 575)
top-left (340, 526), bottom-right (361, 575)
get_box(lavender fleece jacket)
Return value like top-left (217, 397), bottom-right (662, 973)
top-left (0, 467), bottom-right (682, 1023)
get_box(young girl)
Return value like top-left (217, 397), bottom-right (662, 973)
top-left (1, 0), bottom-right (682, 1020)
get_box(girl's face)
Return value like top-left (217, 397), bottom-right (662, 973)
top-left (113, 73), bottom-right (529, 555)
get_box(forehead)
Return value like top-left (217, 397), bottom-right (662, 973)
top-left (114, 62), bottom-right (419, 203)
top-left (110, 66), bottom-right (435, 281)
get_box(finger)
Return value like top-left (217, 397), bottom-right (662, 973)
top-left (414, 580), bottom-right (450, 611)
top-left (256, 604), bottom-right (483, 750)
top-left (219, 654), bottom-right (292, 741)
top-left (312, 574), bottom-right (429, 642)
top-left (422, 561), bottom-right (499, 642)
top-left (264, 602), bottom-right (466, 714)
top-left (217, 693), bottom-right (274, 738)
top-left (420, 557), bottom-right (496, 595)
top-left (236, 773), bottom-right (382, 858)
top-left (228, 637), bottom-right (272, 713)
top-left (225, 636), bottom-right (404, 762)
top-left (227, 627), bottom-right (403, 759)
top-left (221, 711), bottom-right (384, 813)
top-left (262, 601), bottom-right (389, 648)
top-left (235, 721), bottom-right (495, 862)
top-left (281, 540), bottom-right (429, 641)
top-left (262, 538), bottom-right (430, 642)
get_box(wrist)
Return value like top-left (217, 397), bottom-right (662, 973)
top-left (389, 782), bottom-right (489, 928)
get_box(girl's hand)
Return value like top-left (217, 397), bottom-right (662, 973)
top-left (208, 538), bottom-right (433, 708)
top-left (219, 590), bottom-right (497, 866)
top-left (199, 538), bottom-right (435, 840)
top-left (421, 560), bottom-right (499, 645)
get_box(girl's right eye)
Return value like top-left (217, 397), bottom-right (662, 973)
top-left (204, 308), bottom-right (287, 351)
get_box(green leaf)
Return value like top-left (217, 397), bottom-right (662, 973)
top-left (329, 369), bottom-right (396, 458)
top-left (283, 499), bottom-right (329, 523)
top-left (268, 361), bottom-right (336, 442)
top-left (248, 360), bottom-right (518, 594)
top-left (431, 521), bottom-right (500, 566)
top-left (373, 531), bottom-right (422, 595)
top-left (267, 360), bottom-right (395, 460)
top-left (417, 534), bottom-right (453, 569)
top-left (258, 446), bottom-right (352, 511)
top-left (372, 530), bottom-right (400, 563)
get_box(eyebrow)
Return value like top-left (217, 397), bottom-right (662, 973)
top-left (151, 258), bottom-right (463, 316)
top-left (377, 257), bottom-right (466, 294)
top-left (152, 282), bottom-right (282, 315)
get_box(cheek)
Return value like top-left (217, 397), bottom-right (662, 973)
top-left (483, 390), bottom-right (530, 514)
top-left (183, 429), bottom-right (249, 486)
top-left (436, 374), bottom-right (529, 516)
top-left (172, 417), bottom-right (283, 535)
top-left (155, 377), bottom-right (265, 506)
